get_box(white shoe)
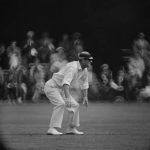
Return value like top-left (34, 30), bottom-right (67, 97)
top-left (47, 128), bottom-right (63, 135)
top-left (66, 128), bottom-right (84, 135)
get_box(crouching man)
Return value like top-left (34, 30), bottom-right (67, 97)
top-left (44, 51), bottom-right (93, 135)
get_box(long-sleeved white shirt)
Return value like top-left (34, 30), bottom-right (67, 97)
top-left (46, 61), bottom-right (89, 90)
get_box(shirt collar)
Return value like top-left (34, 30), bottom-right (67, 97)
top-left (77, 61), bottom-right (82, 71)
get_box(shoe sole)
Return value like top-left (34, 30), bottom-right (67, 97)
top-left (65, 132), bottom-right (84, 135)
top-left (47, 133), bottom-right (63, 135)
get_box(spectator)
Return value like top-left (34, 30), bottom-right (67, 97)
top-left (99, 64), bottom-right (114, 101)
top-left (100, 64), bottom-right (113, 85)
top-left (29, 59), bottom-right (45, 103)
top-left (22, 30), bottom-right (38, 65)
top-left (113, 66), bottom-right (126, 102)
top-left (69, 32), bottom-right (84, 61)
top-left (16, 65), bottom-right (28, 103)
top-left (138, 70), bottom-right (150, 102)
top-left (132, 32), bottom-right (150, 72)
top-left (132, 32), bottom-right (150, 57)
top-left (6, 67), bottom-right (18, 104)
top-left (7, 41), bottom-right (22, 70)
top-left (0, 67), bottom-right (4, 102)
top-left (0, 44), bottom-right (9, 69)
top-left (38, 32), bottom-right (55, 63)
top-left (49, 47), bottom-right (68, 78)
top-left (58, 33), bottom-right (71, 59)
top-left (125, 47), bottom-right (145, 101)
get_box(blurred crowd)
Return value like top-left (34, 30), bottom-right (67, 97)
top-left (0, 31), bottom-right (150, 104)
top-left (96, 32), bottom-right (150, 102)
top-left (0, 31), bottom-right (84, 104)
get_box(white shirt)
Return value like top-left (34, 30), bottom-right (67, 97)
top-left (47, 61), bottom-right (89, 90)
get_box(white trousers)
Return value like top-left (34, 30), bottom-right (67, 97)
top-left (44, 79), bottom-right (80, 128)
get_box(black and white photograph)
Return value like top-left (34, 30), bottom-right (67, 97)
top-left (0, 0), bottom-right (150, 150)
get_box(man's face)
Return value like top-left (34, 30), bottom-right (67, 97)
top-left (12, 42), bottom-right (16, 47)
top-left (80, 59), bottom-right (91, 69)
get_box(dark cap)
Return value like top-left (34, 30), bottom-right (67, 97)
top-left (101, 64), bottom-right (109, 69)
top-left (78, 51), bottom-right (93, 60)
top-left (55, 46), bottom-right (64, 52)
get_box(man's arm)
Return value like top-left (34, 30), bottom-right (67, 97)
top-left (82, 89), bottom-right (88, 107)
top-left (63, 84), bottom-right (70, 99)
top-left (63, 84), bottom-right (71, 107)
top-left (62, 66), bottom-right (76, 107)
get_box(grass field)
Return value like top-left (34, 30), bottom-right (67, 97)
top-left (0, 102), bottom-right (150, 150)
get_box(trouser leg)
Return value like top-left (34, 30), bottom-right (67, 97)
top-left (66, 96), bottom-right (80, 127)
top-left (44, 87), bottom-right (65, 128)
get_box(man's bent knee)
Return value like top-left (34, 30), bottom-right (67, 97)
top-left (53, 101), bottom-right (65, 109)
top-left (73, 102), bottom-right (79, 108)
top-left (58, 101), bottom-right (65, 107)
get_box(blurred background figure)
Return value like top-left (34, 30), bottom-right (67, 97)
top-left (22, 30), bottom-right (38, 66)
top-left (38, 32), bottom-right (55, 63)
top-left (29, 59), bottom-right (45, 103)
top-left (69, 32), bottom-right (84, 61)
top-left (0, 67), bottom-right (4, 103)
top-left (132, 32), bottom-right (150, 57)
top-left (6, 41), bottom-right (25, 104)
top-left (6, 67), bottom-right (18, 104)
top-left (49, 46), bottom-right (68, 76)
top-left (0, 44), bottom-right (9, 69)
top-left (113, 66), bottom-right (126, 102)
top-left (15, 65), bottom-right (28, 103)
top-left (125, 35), bottom-right (146, 101)
top-left (99, 64), bottom-right (114, 101)
top-left (87, 60), bottom-right (100, 101)
top-left (138, 70), bottom-right (150, 102)
top-left (116, 67), bottom-right (125, 89)
top-left (58, 33), bottom-right (71, 60)
top-left (7, 41), bottom-right (22, 70)
top-left (100, 64), bottom-right (113, 85)
top-left (0, 44), bottom-right (9, 102)
top-left (133, 33), bottom-right (150, 66)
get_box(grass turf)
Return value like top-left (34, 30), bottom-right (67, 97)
top-left (0, 102), bottom-right (150, 150)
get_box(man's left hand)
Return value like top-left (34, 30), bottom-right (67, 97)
top-left (83, 97), bottom-right (88, 107)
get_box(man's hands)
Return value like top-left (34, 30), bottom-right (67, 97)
top-left (83, 97), bottom-right (88, 107)
top-left (65, 97), bottom-right (71, 108)
top-left (63, 84), bottom-right (71, 107)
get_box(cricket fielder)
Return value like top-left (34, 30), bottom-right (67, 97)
top-left (44, 51), bottom-right (93, 135)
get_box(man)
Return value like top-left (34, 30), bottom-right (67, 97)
top-left (132, 32), bottom-right (150, 56)
top-left (22, 30), bottom-right (37, 65)
top-left (38, 32), bottom-right (55, 63)
top-left (44, 51), bottom-right (93, 135)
